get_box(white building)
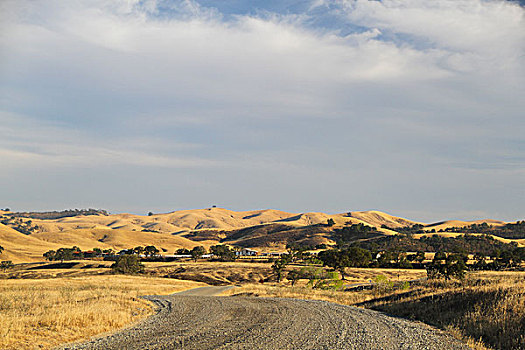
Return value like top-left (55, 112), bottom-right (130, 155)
top-left (235, 248), bottom-right (258, 256)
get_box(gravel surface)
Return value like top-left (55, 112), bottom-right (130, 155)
top-left (58, 287), bottom-right (469, 350)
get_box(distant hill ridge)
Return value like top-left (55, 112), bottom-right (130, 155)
top-left (0, 207), bottom-right (522, 262)
top-left (8, 209), bottom-right (108, 220)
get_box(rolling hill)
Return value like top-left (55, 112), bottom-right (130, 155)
top-left (0, 208), bottom-right (522, 262)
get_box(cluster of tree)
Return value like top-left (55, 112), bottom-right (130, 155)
top-left (122, 246), bottom-right (160, 257)
top-left (353, 233), bottom-right (518, 256)
top-left (43, 247), bottom-right (115, 261)
top-left (209, 245), bottom-right (237, 261)
top-left (9, 208), bottom-right (108, 220)
top-left (333, 223), bottom-right (382, 243)
top-left (315, 245), bottom-right (525, 280)
top-left (426, 252), bottom-right (467, 280)
top-left (176, 245), bottom-right (241, 261)
top-left (271, 246), bottom-right (323, 282)
top-left (387, 221), bottom-right (525, 240)
top-left (385, 224), bottom-right (426, 235)
top-left (439, 221), bottom-right (525, 239)
top-left (43, 247), bottom-right (82, 262)
top-left (471, 248), bottom-right (525, 270)
top-left (284, 242), bottom-right (329, 251)
top-left (318, 247), bottom-right (372, 279)
top-left (1, 208), bottom-right (10, 211)
top-left (176, 246), bottom-right (207, 261)
top-left (288, 266), bottom-right (344, 290)
top-left (317, 247), bottom-right (452, 279)
top-left (1, 216), bottom-right (39, 235)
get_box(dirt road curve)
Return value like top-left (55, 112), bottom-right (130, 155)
top-left (58, 287), bottom-right (469, 350)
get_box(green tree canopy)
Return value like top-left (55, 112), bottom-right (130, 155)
top-left (210, 245), bottom-right (236, 261)
top-left (111, 255), bottom-right (145, 274)
top-left (144, 246), bottom-right (159, 257)
top-left (190, 246), bottom-right (206, 261)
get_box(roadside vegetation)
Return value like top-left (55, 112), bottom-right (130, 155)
top-left (0, 275), bottom-right (205, 350)
top-left (224, 271), bottom-right (525, 350)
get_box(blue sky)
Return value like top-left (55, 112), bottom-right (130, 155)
top-left (1, 0), bottom-right (524, 222)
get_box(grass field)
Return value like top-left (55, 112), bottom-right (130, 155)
top-left (0, 275), bottom-right (205, 350)
top-left (2, 261), bottom-right (523, 350)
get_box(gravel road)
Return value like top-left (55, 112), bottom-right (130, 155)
top-left (58, 287), bottom-right (469, 350)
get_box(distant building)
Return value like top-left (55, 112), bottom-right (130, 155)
top-left (235, 248), bottom-right (258, 256)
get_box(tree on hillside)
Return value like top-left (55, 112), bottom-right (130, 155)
top-left (473, 252), bottom-right (487, 270)
top-left (111, 255), bottom-right (144, 274)
top-left (93, 248), bottom-right (102, 256)
top-left (427, 253), bottom-right (467, 280)
top-left (103, 248), bottom-right (115, 255)
top-left (43, 248), bottom-right (69, 262)
top-left (285, 244), bottom-right (308, 262)
top-left (318, 249), bottom-right (350, 279)
top-left (287, 270), bottom-right (301, 286)
top-left (271, 253), bottom-right (292, 282)
top-left (176, 248), bottom-right (190, 255)
top-left (55, 247), bottom-right (78, 262)
top-left (334, 223), bottom-right (379, 244)
top-left (190, 246), bottom-right (206, 262)
top-left (144, 246), bottom-right (159, 257)
top-left (346, 246), bottom-right (372, 268)
top-left (133, 246), bottom-right (145, 256)
top-left (327, 218), bottom-right (335, 227)
top-left (0, 245), bottom-right (4, 256)
top-left (318, 247), bottom-right (371, 279)
top-left (210, 245), bottom-right (236, 261)
top-left (1, 260), bottom-right (14, 272)
top-left (42, 247), bottom-right (82, 262)
top-left (43, 250), bottom-right (56, 261)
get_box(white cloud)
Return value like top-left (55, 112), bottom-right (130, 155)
top-left (0, 111), bottom-right (218, 170)
top-left (342, 0), bottom-right (525, 56)
top-left (0, 0), bottom-right (524, 220)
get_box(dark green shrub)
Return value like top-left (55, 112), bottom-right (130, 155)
top-left (111, 255), bottom-right (145, 274)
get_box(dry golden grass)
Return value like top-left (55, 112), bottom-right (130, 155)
top-left (221, 267), bottom-right (427, 305)
top-left (144, 260), bottom-right (274, 285)
top-left (224, 271), bottom-right (525, 350)
top-left (369, 272), bottom-right (525, 350)
top-left (0, 275), bottom-right (206, 350)
top-left (342, 267), bottom-right (426, 282)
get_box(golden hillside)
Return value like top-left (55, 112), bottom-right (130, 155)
top-left (1, 208), bottom-right (521, 262)
top-left (0, 223), bottom-right (62, 262)
top-left (424, 219), bottom-right (506, 232)
top-left (11, 208), bottom-right (419, 234)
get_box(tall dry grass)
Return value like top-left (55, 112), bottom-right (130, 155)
top-left (224, 271), bottom-right (525, 350)
top-left (0, 275), bottom-right (205, 350)
top-left (368, 272), bottom-right (525, 350)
